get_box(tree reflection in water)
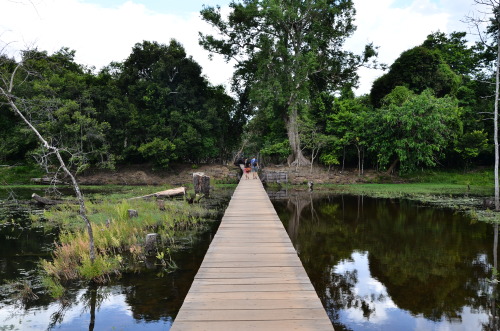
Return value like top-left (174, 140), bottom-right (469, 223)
top-left (273, 193), bottom-right (499, 331)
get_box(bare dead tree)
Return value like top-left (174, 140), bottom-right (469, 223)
top-left (0, 57), bottom-right (96, 263)
top-left (465, 0), bottom-right (500, 211)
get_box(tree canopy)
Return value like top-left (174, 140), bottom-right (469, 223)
top-left (0, 40), bottom-right (244, 169)
top-left (1, 7), bottom-right (498, 176)
top-left (200, 0), bottom-right (377, 165)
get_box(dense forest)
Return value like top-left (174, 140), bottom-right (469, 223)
top-left (0, 0), bottom-right (498, 175)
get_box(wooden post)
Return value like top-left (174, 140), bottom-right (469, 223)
top-left (193, 172), bottom-right (210, 195)
top-left (145, 233), bottom-right (160, 256)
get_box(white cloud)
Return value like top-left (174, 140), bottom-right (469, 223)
top-left (0, 0), bottom-right (233, 88)
top-left (347, 0), bottom-right (476, 95)
top-left (0, 0), bottom-right (490, 97)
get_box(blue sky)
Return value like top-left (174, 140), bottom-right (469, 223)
top-left (0, 0), bottom-right (483, 95)
top-left (83, 0), bottom-right (232, 16)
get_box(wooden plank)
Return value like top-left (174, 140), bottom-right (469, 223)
top-left (175, 308), bottom-right (329, 321)
top-left (194, 272), bottom-right (307, 279)
top-left (202, 253), bottom-right (299, 262)
top-left (180, 298), bottom-right (321, 310)
top-left (171, 178), bottom-right (333, 331)
top-left (206, 246), bottom-right (296, 254)
top-left (172, 320), bottom-right (333, 331)
top-left (198, 261), bottom-right (304, 268)
top-left (187, 283), bottom-right (316, 293)
top-left (179, 291), bottom-right (322, 301)
top-left (191, 277), bottom-right (311, 285)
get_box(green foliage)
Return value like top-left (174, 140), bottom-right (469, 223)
top-left (110, 40), bottom-right (242, 163)
top-left (422, 31), bottom-right (483, 77)
top-left (320, 153), bottom-right (340, 168)
top-left (455, 130), bottom-right (489, 167)
top-left (370, 46), bottom-right (461, 107)
top-left (1, 48), bottom-right (114, 172)
top-left (0, 165), bottom-right (44, 185)
top-left (200, 0), bottom-right (377, 163)
top-left (38, 187), bottom-right (216, 289)
top-left (77, 254), bottom-right (120, 282)
top-left (371, 87), bottom-right (462, 173)
top-left (326, 96), bottom-right (371, 172)
top-left (138, 138), bottom-right (176, 168)
top-left (1, 41), bottom-right (242, 168)
top-left (41, 275), bottom-right (65, 298)
top-left (260, 140), bottom-right (291, 163)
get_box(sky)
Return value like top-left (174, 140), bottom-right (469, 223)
top-left (0, 0), bottom-right (485, 95)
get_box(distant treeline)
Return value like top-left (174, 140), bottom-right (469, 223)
top-left (0, 31), bottom-right (497, 174)
top-left (249, 31), bottom-right (497, 174)
top-left (0, 40), bottom-right (247, 170)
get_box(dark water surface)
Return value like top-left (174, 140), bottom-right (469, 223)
top-left (1, 188), bottom-right (499, 330)
top-left (272, 193), bottom-right (499, 331)
top-left (0, 230), bottom-right (218, 331)
top-left (0, 188), bottom-right (228, 331)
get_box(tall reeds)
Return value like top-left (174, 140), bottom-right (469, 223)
top-left (40, 195), bottom-right (209, 298)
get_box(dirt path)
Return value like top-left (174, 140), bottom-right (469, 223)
top-left (77, 163), bottom-right (394, 186)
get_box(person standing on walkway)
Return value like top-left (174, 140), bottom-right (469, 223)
top-left (244, 158), bottom-right (251, 179)
top-left (251, 156), bottom-right (259, 179)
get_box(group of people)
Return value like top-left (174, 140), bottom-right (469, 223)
top-left (235, 156), bottom-right (259, 180)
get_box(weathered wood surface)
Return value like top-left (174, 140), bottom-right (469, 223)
top-left (128, 187), bottom-right (186, 200)
top-left (172, 177), bottom-right (333, 331)
top-left (31, 193), bottom-right (76, 206)
top-left (193, 172), bottom-right (210, 194)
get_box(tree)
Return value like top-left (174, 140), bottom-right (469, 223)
top-left (455, 130), bottom-right (489, 170)
top-left (200, 0), bottom-right (377, 166)
top-left (109, 40), bottom-right (242, 165)
top-left (0, 51), bottom-right (96, 263)
top-left (370, 46), bottom-right (461, 107)
top-left (370, 87), bottom-right (461, 174)
top-left (422, 31), bottom-right (483, 77)
top-left (465, 1), bottom-right (500, 211)
top-left (298, 118), bottom-right (330, 172)
top-left (326, 96), bottom-right (370, 175)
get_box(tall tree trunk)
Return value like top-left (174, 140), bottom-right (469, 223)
top-left (495, 19), bottom-right (500, 211)
top-left (361, 147), bottom-right (365, 175)
top-left (342, 146), bottom-right (346, 172)
top-left (386, 157), bottom-right (399, 175)
top-left (356, 145), bottom-right (361, 176)
top-left (286, 106), bottom-right (310, 166)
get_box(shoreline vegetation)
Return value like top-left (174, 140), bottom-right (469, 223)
top-left (311, 168), bottom-right (499, 223)
top-left (1, 164), bottom-right (499, 299)
top-left (0, 171), bottom-right (235, 298)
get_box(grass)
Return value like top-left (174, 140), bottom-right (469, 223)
top-left (402, 168), bottom-right (494, 186)
top-left (317, 168), bottom-right (499, 223)
top-left (324, 168), bottom-right (493, 197)
top-left (0, 165), bottom-right (44, 185)
top-left (34, 185), bottom-right (224, 297)
top-left (327, 183), bottom-right (492, 198)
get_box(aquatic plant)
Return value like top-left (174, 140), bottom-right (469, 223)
top-left (39, 192), bottom-right (215, 297)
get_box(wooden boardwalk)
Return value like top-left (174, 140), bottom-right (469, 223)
top-left (172, 178), bottom-right (334, 330)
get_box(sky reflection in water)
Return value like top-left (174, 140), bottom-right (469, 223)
top-left (0, 286), bottom-right (171, 330)
top-left (272, 194), bottom-right (498, 331)
top-left (333, 251), bottom-right (488, 331)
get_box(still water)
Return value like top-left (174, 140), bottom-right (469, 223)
top-left (0, 188), bottom-right (227, 331)
top-left (272, 193), bottom-right (499, 331)
top-left (1, 190), bottom-right (498, 330)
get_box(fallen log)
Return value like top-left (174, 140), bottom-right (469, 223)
top-left (30, 177), bottom-right (66, 185)
top-left (31, 193), bottom-right (68, 206)
top-left (128, 187), bottom-right (186, 200)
